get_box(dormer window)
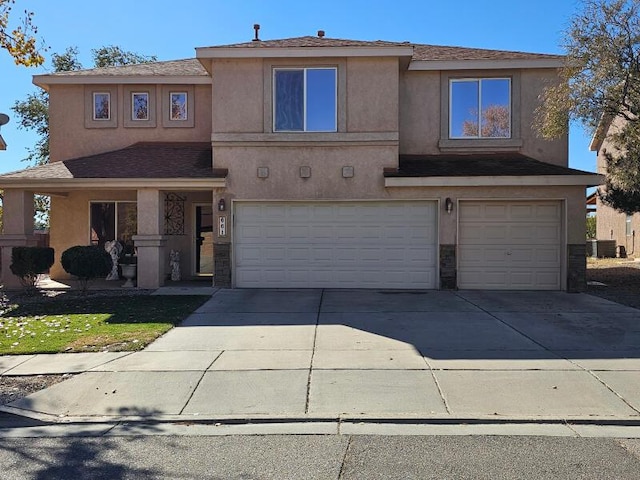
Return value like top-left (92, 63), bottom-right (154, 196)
top-left (273, 67), bottom-right (337, 132)
top-left (449, 78), bottom-right (511, 139)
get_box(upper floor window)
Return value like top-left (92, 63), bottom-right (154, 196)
top-left (170, 92), bottom-right (188, 121)
top-left (273, 67), bottom-right (337, 132)
top-left (449, 78), bottom-right (511, 139)
top-left (131, 92), bottom-right (149, 121)
top-left (93, 92), bottom-right (111, 120)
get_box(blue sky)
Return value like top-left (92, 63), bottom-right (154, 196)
top-left (0, 0), bottom-right (592, 173)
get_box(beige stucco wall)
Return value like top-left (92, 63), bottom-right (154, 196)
top-left (399, 71), bottom-right (440, 154)
top-left (596, 195), bottom-right (640, 256)
top-left (48, 84), bottom-right (212, 161)
top-left (346, 57), bottom-right (398, 132)
top-left (49, 190), bottom-right (213, 279)
top-left (210, 56), bottom-right (399, 136)
top-left (214, 145), bottom-right (397, 201)
top-left (389, 185), bottom-right (584, 245)
top-left (398, 68), bottom-right (567, 165)
top-left (212, 59), bottom-right (264, 133)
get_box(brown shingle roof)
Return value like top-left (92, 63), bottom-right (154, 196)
top-left (211, 36), bottom-right (412, 49)
top-left (43, 37), bottom-right (562, 79)
top-left (410, 44), bottom-right (562, 61)
top-left (384, 154), bottom-right (594, 177)
top-left (205, 36), bottom-right (563, 61)
top-left (0, 143), bottom-right (227, 180)
top-left (46, 58), bottom-right (208, 77)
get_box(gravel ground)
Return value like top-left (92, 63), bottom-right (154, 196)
top-left (0, 374), bottom-right (72, 406)
top-left (586, 258), bottom-right (640, 309)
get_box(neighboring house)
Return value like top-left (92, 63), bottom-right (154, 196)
top-left (0, 33), bottom-right (601, 291)
top-left (590, 118), bottom-right (639, 257)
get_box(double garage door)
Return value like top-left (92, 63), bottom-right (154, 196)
top-left (234, 201), bottom-right (438, 289)
top-left (234, 200), bottom-right (562, 290)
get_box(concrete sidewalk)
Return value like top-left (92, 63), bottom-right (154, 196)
top-left (2, 289), bottom-right (640, 431)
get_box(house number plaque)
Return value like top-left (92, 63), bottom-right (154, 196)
top-left (218, 215), bottom-right (227, 237)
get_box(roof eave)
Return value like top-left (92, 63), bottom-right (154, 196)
top-left (0, 177), bottom-right (227, 191)
top-left (589, 114), bottom-right (615, 152)
top-left (195, 45), bottom-right (415, 59)
top-left (408, 58), bottom-right (564, 71)
top-left (384, 174), bottom-right (604, 188)
top-left (33, 75), bottom-right (211, 88)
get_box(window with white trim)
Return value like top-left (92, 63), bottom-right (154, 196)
top-left (626, 214), bottom-right (633, 236)
top-left (273, 67), bottom-right (337, 132)
top-left (93, 92), bottom-right (111, 120)
top-left (90, 202), bottom-right (137, 250)
top-left (449, 78), bottom-right (511, 139)
top-left (170, 92), bottom-right (188, 121)
top-left (131, 92), bottom-right (149, 121)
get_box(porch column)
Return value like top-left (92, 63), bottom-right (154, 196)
top-left (0, 189), bottom-right (37, 288)
top-left (132, 189), bottom-right (167, 289)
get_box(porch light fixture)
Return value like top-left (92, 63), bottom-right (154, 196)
top-left (218, 198), bottom-right (226, 212)
top-left (445, 197), bottom-right (453, 214)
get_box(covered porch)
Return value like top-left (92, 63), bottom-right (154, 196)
top-left (0, 143), bottom-right (227, 290)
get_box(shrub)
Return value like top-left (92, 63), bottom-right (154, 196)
top-left (586, 216), bottom-right (597, 239)
top-left (10, 246), bottom-right (55, 294)
top-left (61, 245), bottom-right (112, 293)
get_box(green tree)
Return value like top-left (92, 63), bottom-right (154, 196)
top-left (92, 45), bottom-right (156, 67)
top-left (10, 46), bottom-right (156, 227)
top-left (0, 0), bottom-right (44, 66)
top-left (535, 0), bottom-right (640, 213)
top-left (586, 215), bottom-right (597, 239)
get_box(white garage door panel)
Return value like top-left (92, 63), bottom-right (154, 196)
top-left (235, 202), bottom-right (437, 289)
top-left (459, 201), bottom-right (562, 290)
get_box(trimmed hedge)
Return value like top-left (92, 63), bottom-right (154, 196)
top-left (61, 245), bottom-right (112, 292)
top-left (10, 246), bottom-right (55, 292)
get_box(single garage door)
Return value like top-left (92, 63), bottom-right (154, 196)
top-left (234, 201), bottom-right (437, 289)
top-left (458, 201), bottom-right (562, 290)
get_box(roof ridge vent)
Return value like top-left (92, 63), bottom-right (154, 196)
top-left (317, 30), bottom-right (325, 38)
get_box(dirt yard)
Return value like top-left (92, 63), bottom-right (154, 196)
top-left (587, 257), bottom-right (640, 309)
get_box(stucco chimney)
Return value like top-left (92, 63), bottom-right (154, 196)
top-left (253, 24), bottom-right (261, 42)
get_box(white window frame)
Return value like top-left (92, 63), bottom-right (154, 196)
top-left (92, 92), bottom-right (111, 121)
top-left (169, 91), bottom-right (188, 121)
top-left (131, 92), bottom-right (149, 121)
top-left (449, 77), bottom-right (512, 139)
top-left (626, 214), bottom-right (633, 236)
top-left (272, 67), bottom-right (337, 133)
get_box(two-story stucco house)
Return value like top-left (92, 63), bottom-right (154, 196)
top-left (0, 33), bottom-right (601, 291)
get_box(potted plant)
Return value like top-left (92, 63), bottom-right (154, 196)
top-left (119, 251), bottom-right (137, 288)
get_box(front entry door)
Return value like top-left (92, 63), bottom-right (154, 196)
top-left (195, 205), bottom-right (214, 275)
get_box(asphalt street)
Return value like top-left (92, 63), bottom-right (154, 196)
top-left (1, 435), bottom-right (640, 479)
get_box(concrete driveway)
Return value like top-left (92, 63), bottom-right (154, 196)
top-left (4, 289), bottom-right (640, 424)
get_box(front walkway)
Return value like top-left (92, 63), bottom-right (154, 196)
top-left (29, 275), bottom-right (216, 295)
top-left (2, 289), bottom-right (640, 434)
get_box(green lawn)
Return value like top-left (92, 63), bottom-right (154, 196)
top-left (0, 295), bottom-right (209, 354)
